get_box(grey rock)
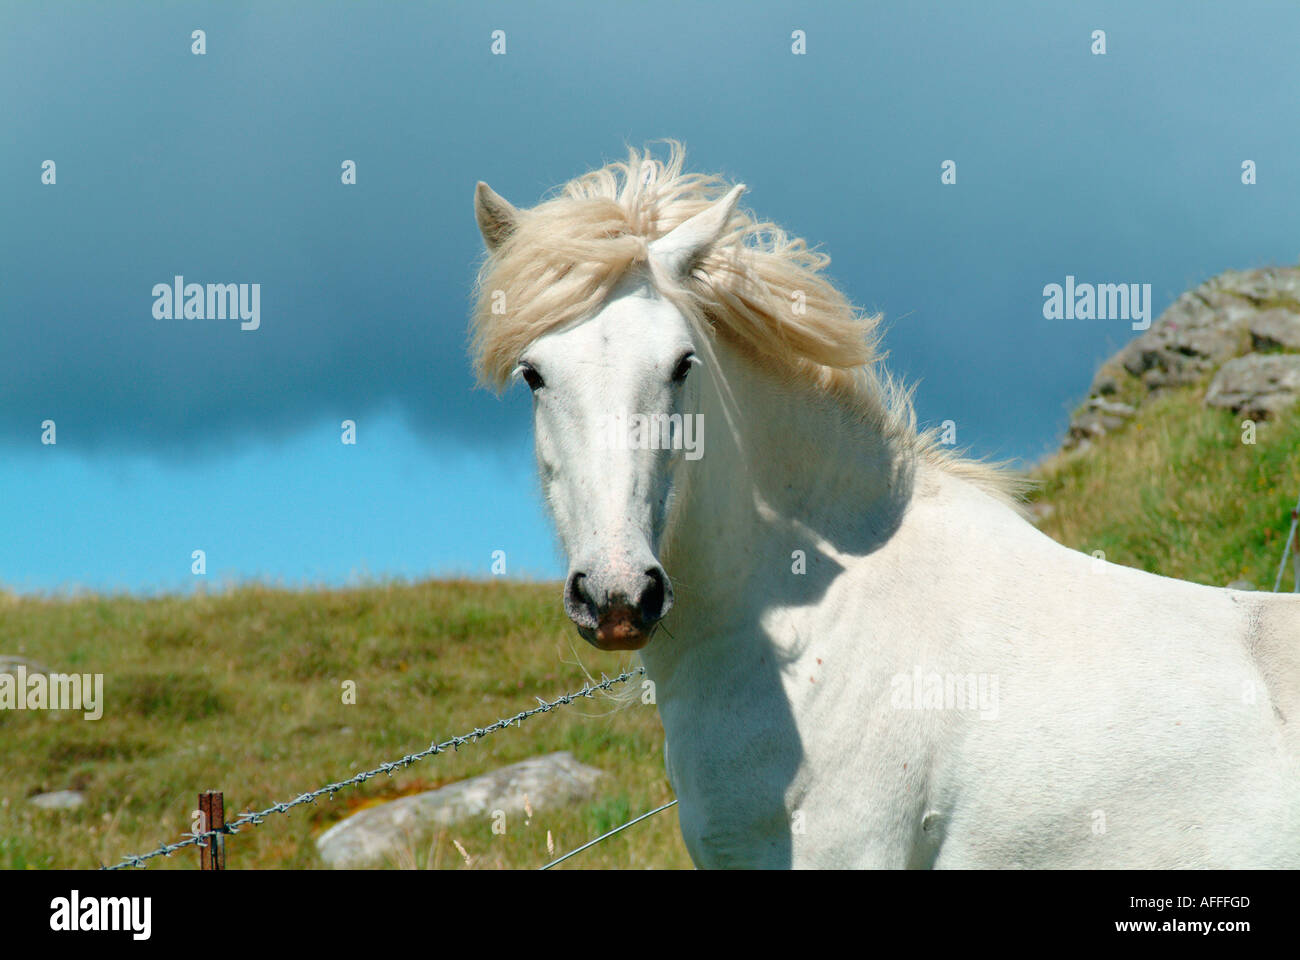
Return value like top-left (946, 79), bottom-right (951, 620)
top-left (1141, 367), bottom-right (1203, 390)
top-left (29, 790), bottom-right (84, 810)
top-left (316, 751), bottom-right (605, 868)
top-left (1116, 270), bottom-right (1298, 383)
top-left (1086, 397), bottom-right (1136, 418)
top-left (1204, 353), bottom-right (1300, 417)
top-left (1226, 580), bottom-right (1256, 591)
top-left (1065, 266), bottom-right (1300, 452)
top-left (1220, 266), bottom-right (1300, 303)
top-left (1066, 412), bottom-right (1109, 443)
top-left (1141, 369), bottom-right (1166, 389)
top-left (1168, 325), bottom-right (1238, 365)
top-left (1249, 309), bottom-right (1300, 352)
top-left (1190, 289), bottom-right (1257, 329)
top-left (1122, 344), bottom-right (1162, 377)
top-left (1066, 399), bottom-right (1135, 447)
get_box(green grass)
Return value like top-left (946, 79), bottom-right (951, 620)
top-left (1030, 389), bottom-right (1300, 588)
top-left (0, 580), bottom-right (692, 870)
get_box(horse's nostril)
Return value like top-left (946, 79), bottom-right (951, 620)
top-left (564, 571), bottom-right (599, 630)
top-left (637, 566), bottom-right (673, 624)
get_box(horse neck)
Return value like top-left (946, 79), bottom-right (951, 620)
top-left (649, 346), bottom-right (913, 671)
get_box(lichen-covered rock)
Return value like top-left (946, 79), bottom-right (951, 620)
top-left (1067, 266), bottom-right (1300, 450)
top-left (1249, 309), bottom-right (1300, 352)
top-left (1066, 398), bottom-right (1137, 446)
top-left (1204, 354), bottom-right (1300, 417)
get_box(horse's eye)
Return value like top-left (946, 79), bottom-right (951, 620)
top-left (518, 362), bottom-right (545, 392)
top-left (671, 352), bottom-right (696, 383)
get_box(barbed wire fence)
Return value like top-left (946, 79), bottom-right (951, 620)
top-left (538, 798), bottom-right (677, 870)
top-left (101, 665), bottom-right (666, 871)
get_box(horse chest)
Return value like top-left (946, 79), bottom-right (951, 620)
top-left (654, 642), bottom-right (935, 868)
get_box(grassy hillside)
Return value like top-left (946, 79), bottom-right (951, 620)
top-left (1030, 386), bottom-right (1300, 588)
top-left (0, 580), bottom-right (692, 870)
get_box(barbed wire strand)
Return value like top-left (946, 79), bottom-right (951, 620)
top-left (102, 666), bottom-right (646, 870)
top-left (1271, 492), bottom-right (1300, 592)
top-left (539, 799), bottom-right (678, 870)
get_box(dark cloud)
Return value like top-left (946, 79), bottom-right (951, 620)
top-left (0, 5), bottom-right (543, 456)
top-left (5, 2), bottom-right (1300, 467)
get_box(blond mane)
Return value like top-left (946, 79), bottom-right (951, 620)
top-left (470, 141), bottom-right (1024, 505)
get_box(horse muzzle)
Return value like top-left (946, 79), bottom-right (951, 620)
top-left (564, 565), bottom-right (673, 650)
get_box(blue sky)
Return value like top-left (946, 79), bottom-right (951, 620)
top-left (3, 1), bottom-right (1298, 593)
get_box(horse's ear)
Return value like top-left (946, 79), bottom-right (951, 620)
top-left (474, 181), bottom-right (518, 251)
top-left (648, 183), bottom-right (746, 276)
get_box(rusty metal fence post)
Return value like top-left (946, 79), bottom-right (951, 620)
top-left (199, 790), bottom-right (225, 870)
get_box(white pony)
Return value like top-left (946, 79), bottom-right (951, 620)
top-left (470, 144), bottom-right (1300, 868)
